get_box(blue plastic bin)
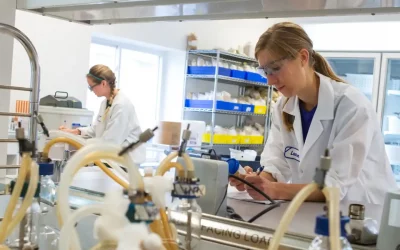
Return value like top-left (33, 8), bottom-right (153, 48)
top-left (241, 104), bottom-right (255, 113)
top-left (185, 99), bottom-right (242, 111)
top-left (187, 66), bottom-right (231, 77)
top-left (185, 99), bottom-right (212, 109)
top-left (245, 71), bottom-right (268, 84)
top-left (230, 69), bottom-right (246, 79)
top-left (217, 101), bottom-right (242, 111)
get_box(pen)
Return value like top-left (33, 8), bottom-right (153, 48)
top-left (256, 166), bottom-right (265, 176)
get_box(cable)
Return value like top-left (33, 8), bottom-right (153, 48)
top-left (215, 184), bottom-right (228, 215)
top-left (248, 202), bottom-right (281, 223)
top-left (228, 174), bottom-right (281, 223)
top-left (228, 174), bottom-right (275, 204)
top-left (226, 206), bottom-right (245, 221)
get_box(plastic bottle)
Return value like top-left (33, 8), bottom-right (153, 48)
top-left (39, 163), bottom-right (56, 204)
top-left (309, 215), bottom-right (352, 250)
top-left (7, 181), bottom-right (41, 249)
top-left (169, 198), bottom-right (202, 249)
top-left (226, 158), bottom-right (247, 176)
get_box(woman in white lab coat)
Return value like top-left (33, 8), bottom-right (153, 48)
top-left (60, 64), bottom-right (145, 163)
top-left (230, 22), bottom-right (397, 204)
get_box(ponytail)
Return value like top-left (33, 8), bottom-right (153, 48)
top-left (313, 52), bottom-right (346, 83)
top-left (282, 100), bottom-right (294, 131)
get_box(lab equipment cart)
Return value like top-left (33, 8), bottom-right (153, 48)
top-left (182, 50), bottom-right (273, 150)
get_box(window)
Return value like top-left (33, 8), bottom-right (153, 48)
top-left (87, 40), bottom-right (162, 131)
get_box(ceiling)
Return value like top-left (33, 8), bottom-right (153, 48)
top-left (16, 0), bottom-right (400, 25)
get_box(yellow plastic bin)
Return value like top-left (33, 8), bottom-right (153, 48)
top-left (250, 135), bottom-right (264, 144)
top-left (202, 133), bottom-right (227, 144)
top-left (202, 133), bottom-right (211, 143)
top-left (226, 135), bottom-right (240, 144)
top-left (254, 105), bottom-right (267, 115)
top-left (240, 135), bottom-right (251, 144)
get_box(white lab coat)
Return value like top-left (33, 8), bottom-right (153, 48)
top-left (79, 92), bottom-right (145, 164)
top-left (261, 72), bottom-right (397, 204)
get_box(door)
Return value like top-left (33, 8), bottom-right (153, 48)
top-left (319, 52), bottom-right (381, 112)
top-left (378, 53), bottom-right (400, 186)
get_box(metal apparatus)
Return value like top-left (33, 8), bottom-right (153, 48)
top-left (0, 23), bottom-right (40, 165)
top-left (15, 0), bottom-right (400, 25)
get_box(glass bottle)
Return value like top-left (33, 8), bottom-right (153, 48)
top-left (39, 163), bottom-right (56, 204)
top-left (169, 198), bottom-right (202, 250)
top-left (7, 181), bottom-right (41, 250)
top-left (38, 225), bottom-right (59, 250)
top-left (309, 215), bottom-right (352, 250)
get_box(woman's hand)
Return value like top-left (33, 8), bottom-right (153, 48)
top-left (244, 175), bottom-right (280, 200)
top-left (59, 126), bottom-right (80, 135)
top-left (229, 166), bottom-right (253, 191)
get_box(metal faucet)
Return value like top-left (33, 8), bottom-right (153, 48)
top-left (0, 23), bottom-right (40, 148)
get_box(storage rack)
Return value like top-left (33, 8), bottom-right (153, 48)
top-left (182, 49), bottom-right (273, 149)
top-left (0, 23), bottom-right (41, 169)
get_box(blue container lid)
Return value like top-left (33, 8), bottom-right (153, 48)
top-left (39, 162), bottom-right (54, 176)
top-left (315, 214), bottom-right (350, 237)
top-left (226, 158), bottom-right (240, 175)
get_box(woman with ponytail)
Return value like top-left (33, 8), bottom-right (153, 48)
top-left (60, 64), bottom-right (145, 164)
top-left (229, 22), bottom-right (396, 204)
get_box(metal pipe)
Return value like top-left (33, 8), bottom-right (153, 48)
top-left (0, 165), bottom-right (20, 169)
top-left (0, 139), bottom-right (18, 143)
top-left (0, 85), bottom-right (32, 91)
top-left (0, 23), bottom-right (40, 145)
top-left (0, 112), bottom-right (31, 117)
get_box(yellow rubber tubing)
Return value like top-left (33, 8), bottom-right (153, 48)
top-left (156, 152), bottom-right (179, 176)
top-left (268, 183), bottom-right (319, 250)
top-left (0, 153), bottom-right (31, 243)
top-left (5, 161), bottom-right (39, 237)
top-left (156, 162), bottom-right (185, 177)
top-left (323, 187), bottom-right (341, 250)
top-left (155, 152), bottom-right (194, 177)
top-left (57, 148), bottom-right (144, 250)
top-left (43, 137), bottom-right (128, 189)
top-left (160, 208), bottom-right (178, 250)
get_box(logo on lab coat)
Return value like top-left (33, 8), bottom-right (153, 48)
top-left (284, 146), bottom-right (300, 162)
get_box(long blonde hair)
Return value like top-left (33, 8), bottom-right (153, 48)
top-left (255, 22), bottom-right (345, 131)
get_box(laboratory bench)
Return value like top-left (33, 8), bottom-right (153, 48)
top-left (0, 167), bottom-right (382, 250)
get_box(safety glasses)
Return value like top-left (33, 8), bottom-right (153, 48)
top-left (256, 56), bottom-right (289, 78)
top-left (87, 73), bottom-right (104, 92)
top-left (87, 83), bottom-right (101, 92)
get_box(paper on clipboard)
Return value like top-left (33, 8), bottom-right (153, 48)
top-left (227, 185), bottom-right (274, 205)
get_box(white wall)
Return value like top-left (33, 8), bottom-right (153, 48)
top-left (11, 10), bottom-right (91, 113)
top-left (92, 18), bottom-right (284, 52)
top-left (158, 50), bottom-right (187, 121)
top-left (304, 21), bottom-right (400, 51)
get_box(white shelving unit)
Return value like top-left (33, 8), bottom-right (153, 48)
top-left (182, 50), bottom-right (273, 149)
